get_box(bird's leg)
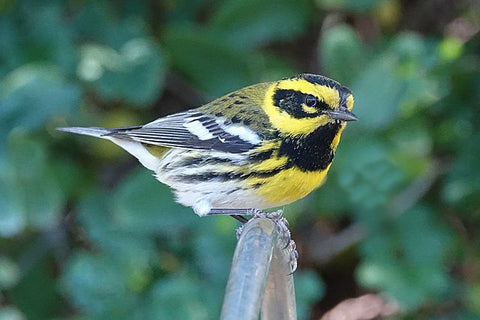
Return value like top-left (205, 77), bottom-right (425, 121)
top-left (206, 208), bottom-right (265, 217)
top-left (231, 215), bottom-right (249, 223)
top-left (206, 208), bottom-right (266, 224)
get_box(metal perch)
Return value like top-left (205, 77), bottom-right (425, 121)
top-left (221, 217), bottom-right (297, 320)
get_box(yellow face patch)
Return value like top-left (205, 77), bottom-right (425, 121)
top-left (302, 104), bottom-right (318, 114)
top-left (330, 123), bottom-right (346, 150)
top-left (262, 79), bottom-right (341, 136)
top-left (346, 94), bottom-right (354, 111)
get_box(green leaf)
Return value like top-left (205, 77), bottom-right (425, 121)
top-left (10, 132), bottom-right (64, 229)
top-left (317, 0), bottom-right (380, 12)
top-left (191, 218), bottom-right (237, 281)
top-left (209, 0), bottom-right (313, 48)
top-left (0, 177), bottom-right (26, 237)
top-left (77, 188), bottom-right (158, 273)
top-left (112, 168), bottom-right (195, 236)
top-left (163, 0), bottom-right (216, 27)
top-left (0, 256), bottom-right (20, 289)
top-left (388, 120), bottom-right (433, 178)
top-left (71, 3), bottom-right (148, 49)
top-left (320, 24), bottom-right (367, 84)
top-left (0, 2), bottom-right (78, 74)
top-left (0, 306), bottom-right (24, 320)
top-left (138, 275), bottom-right (211, 320)
top-left (357, 206), bottom-right (452, 309)
top-left (349, 33), bottom-right (441, 131)
top-left (163, 27), bottom-right (261, 96)
top-left (10, 257), bottom-right (62, 320)
top-left (61, 251), bottom-right (140, 318)
top-left (0, 17), bottom-right (23, 77)
top-left (350, 54), bottom-right (405, 130)
top-left (0, 132), bottom-right (66, 237)
top-left (442, 132), bottom-right (480, 208)
top-left (295, 271), bottom-right (324, 320)
top-left (0, 64), bottom-right (81, 133)
top-left (334, 138), bottom-right (406, 212)
top-left (438, 37), bottom-right (464, 62)
top-left (78, 39), bottom-right (166, 106)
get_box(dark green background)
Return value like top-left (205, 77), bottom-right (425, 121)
top-left (1, 0), bottom-right (479, 319)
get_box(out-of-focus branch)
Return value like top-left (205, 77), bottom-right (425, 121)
top-left (388, 160), bottom-right (447, 217)
top-left (306, 224), bottom-right (364, 266)
top-left (305, 160), bottom-right (447, 266)
top-left (320, 294), bottom-right (399, 320)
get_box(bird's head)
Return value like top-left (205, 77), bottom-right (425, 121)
top-left (263, 73), bottom-right (357, 136)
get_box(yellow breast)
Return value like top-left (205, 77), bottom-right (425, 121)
top-left (246, 164), bottom-right (331, 206)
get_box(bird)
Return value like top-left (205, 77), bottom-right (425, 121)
top-left (58, 73), bottom-right (357, 218)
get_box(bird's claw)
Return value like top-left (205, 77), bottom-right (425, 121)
top-left (236, 209), bottom-right (298, 273)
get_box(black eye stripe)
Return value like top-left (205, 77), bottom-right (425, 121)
top-left (315, 99), bottom-right (330, 110)
top-left (273, 89), bottom-right (328, 119)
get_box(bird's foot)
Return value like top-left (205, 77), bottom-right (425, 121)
top-left (236, 209), bottom-right (298, 273)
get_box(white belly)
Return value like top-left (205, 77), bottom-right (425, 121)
top-left (107, 138), bottom-right (271, 215)
top-left (155, 149), bottom-right (271, 216)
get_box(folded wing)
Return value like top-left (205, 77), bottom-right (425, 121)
top-left (107, 111), bottom-right (262, 153)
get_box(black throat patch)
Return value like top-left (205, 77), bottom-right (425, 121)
top-left (278, 122), bottom-right (342, 171)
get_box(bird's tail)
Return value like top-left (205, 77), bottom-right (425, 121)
top-left (57, 126), bottom-right (162, 171)
top-left (56, 127), bottom-right (112, 138)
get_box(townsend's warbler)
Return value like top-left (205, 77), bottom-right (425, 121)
top-left (58, 73), bottom-right (356, 216)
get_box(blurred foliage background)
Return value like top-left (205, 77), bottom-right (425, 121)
top-left (0, 0), bottom-right (479, 319)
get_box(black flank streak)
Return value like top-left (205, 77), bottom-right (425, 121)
top-left (251, 182), bottom-right (264, 189)
top-left (174, 166), bottom-right (284, 183)
top-left (249, 149), bottom-right (274, 162)
top-left (173, 155), bottom-right (233, 168)
top-left (226, 188), bottom-right (241, 195)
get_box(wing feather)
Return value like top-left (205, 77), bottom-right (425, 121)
top-left (108, 111), bottom-right (261, 153)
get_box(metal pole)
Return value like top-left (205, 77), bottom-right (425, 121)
top-left (261, 240), bottom-right (297, 319)
top-left (220, 218), bottom-right (277, 320)
top-left (220, 217), bottom-right (297, 320)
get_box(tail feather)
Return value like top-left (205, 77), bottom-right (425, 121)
top-left (56, 127), bottom-right (112, 138)
top-left (57, 126), bottom-right (163, 171)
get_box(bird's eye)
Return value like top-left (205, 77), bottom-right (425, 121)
top-left (305, 95), bottom-right (317, 107)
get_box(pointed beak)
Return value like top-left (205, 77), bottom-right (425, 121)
top-left (325, 106), bottom-right (358, 122)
